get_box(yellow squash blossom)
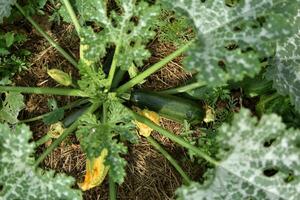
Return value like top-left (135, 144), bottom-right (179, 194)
top-left (78, 149), bottom-right (109, 191)
top-left (135, 109), bottom-right (160, 137)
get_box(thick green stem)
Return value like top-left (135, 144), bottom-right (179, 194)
top-left (259, 93), bottom-right (281, 105)
top-left (159, 81), bottom-right (206, 95)
top-left (103, 102), bottom-right (107, 123)
top-left (107, 45), bottom-right (121, 90)
top-left (132, 112), bottom-right (219, 166)
top-left (19, 99), bottom-right (89, 123)
top-left (147, 136), bottom-right (191, 185)
top-left (0, 86), bottom-right (87, 97)
top-left (15, 3), bottom-right (78, 67)
top-left (116, 40), bottom-right (194, 94)
top-left (61, 0), bottom-right (81, 34)
top-left (35, 134), bottom-right (51, 147)
top-left (34, 103), bottom-right (101, 167)
top-left (109, 175), bottom-right (117, 200)
top-left (111, 69), bottom-right (126, 89)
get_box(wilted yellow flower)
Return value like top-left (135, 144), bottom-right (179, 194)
top-left (135, 109), bottom-right (160, 137)
top-left (203, 105), bottom-right (215, 123)
top-left (47, 69), bottom-right (72, 86)
top-left (78, 149), bottom-right (109, 191)
top-left (48, 122), bottom-right (64, 138)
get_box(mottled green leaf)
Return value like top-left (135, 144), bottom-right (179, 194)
top-left (76, 98), bottom-right (137, 184)
top-left (0, 123), bottom-right (82, 199)
top-left (78, 0), bottom-right (159, 69)
top-left (0, 0), bottom-right (16, 23)
top-left (0, 92), bottom-right (25, 124)
top-left (59, 0), bottom-right (159, 94)
top-left (177, 109), bottom-right (300, 200)
top-left (162, 0), bottom-right (300, 87)
top-left (266, 10), bottom-right (300, 112)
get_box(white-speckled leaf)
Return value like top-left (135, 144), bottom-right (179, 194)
top-left (78, 0), bottom-right (159, 69)
top-left (161, 0), bottom-right (300, 87)
top-left (0, 123), bottom-right (82, 199)
top-left (177, 109), bottom-right (300, 200)
top-left (0, 0), bottom-right (16, 23)
top-left (266, 10), bottom-right (300, 112)
top-left (0, 92), bottom-right (25, 124)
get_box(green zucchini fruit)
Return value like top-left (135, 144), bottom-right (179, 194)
top-left (63, 106), bottom-right (89, 127)
top-left (130, 91), bottom-right (205, 124)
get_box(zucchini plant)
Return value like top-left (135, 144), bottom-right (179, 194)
top-left (0, 0), bottom-right (300, 199)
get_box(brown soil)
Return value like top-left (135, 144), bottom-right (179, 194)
top-left (141, 40), bottom-right (192, 91)
top-left (7, 11), bottom-right (204, 200)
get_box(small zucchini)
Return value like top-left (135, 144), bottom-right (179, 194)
top-left (130, 91), bottom-right (205, 124)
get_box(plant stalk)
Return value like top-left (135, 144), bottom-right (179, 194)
top-left (19, 99), bottom-right (89, 123)
top-left (109, 175), bottom-right (117, 200)
top-left (116, 40), bottom-right (194, 94)
top-left (111, 69), bottom-right (126, 89)
top-left (34, 102), bottom-right (101, 167)
top-left (61, 0), bottom-right (81, 34)
top-left (0, 86), bottom-right (87, 97)
top-left (35, 134), bottom-right (51, 147)
top-left (159, 81), bottom-right (206, 95)
top-left (132, 112), bottom-right (219, 166)
top-left (107, 45), bottom-right (121, 90)
top-left (15, 3), bottom-right (78, 67)
top-left (147, 136), bottom-right (191, 185)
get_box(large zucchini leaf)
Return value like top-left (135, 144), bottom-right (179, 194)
top-left (0, 123), bottom-right (82, 199)
top-left (60, 0), bottom-right (159, 95)
top-left (78, 0), bottom-right (159, 69)
top-left (266, 9), bottom-right (300, 112)
top-left (161, 0), bottom-right (300, 87)
top-left (177, 109), bottom-right (300, 200)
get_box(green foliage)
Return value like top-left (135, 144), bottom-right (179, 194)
top-left (1, 0), bottom-right (300, 198)
top-left (256, 94), bottom-right (300, 128)
top-left (177, 109), bottom-right (300, 200)
top-left (0, 123), bottom-right (82, 199)
top-left (232, 73), bottom-right (274, 98)
top-left (161, 0), bottom-right (300, 87)
top-left (0, 31), bottom-right (29, 85)
top-left (181, 121), bottom-right (218, 164)
top-left (266, 10), bottom-right (300, 112)
top-left (186, 86), bottom-right (231, 105)
top-left (62, 0), bottom-right (159, 67)
top-left (0, 92), bottom-right (25, 124)
top-left (76, 97), bottom-right (138, 183)
top-left (0, 0), bottom-right (16, 23)
top-left (42, 99), bottom-right (64, 125)
top-left (155, 10), bottom-right (194, 46)
top-left (25, 0), bottom-right (48, 15)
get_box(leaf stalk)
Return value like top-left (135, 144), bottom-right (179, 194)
top-left (0, 86), bottom-right (87, 97)
top-left (107, 45), bottom-right (121, 90)
top-left (19, 99), bottom-right (89, 123)
top-left (116, 40), bottom-right (194, 94)
top-left (61, 0), bottom-right (81, 35)
top-left (147, 136), bottom-right (191, 185)
top-left (132, 111), bottom-right (219, 166)
top-left (159, 81), bottom-right (206, 95)
top-left (109, 175), bottom-right (117, 200)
